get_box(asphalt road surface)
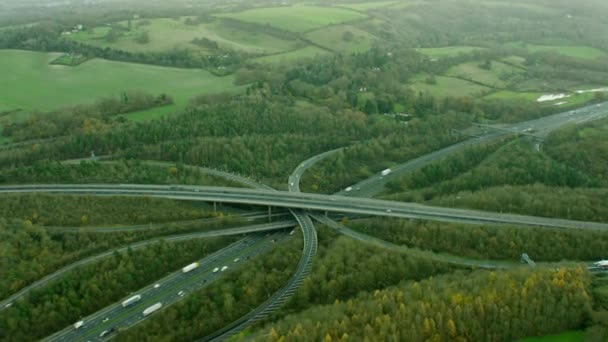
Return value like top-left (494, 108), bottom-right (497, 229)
top-left (46, 230), bottom-right (290, 342)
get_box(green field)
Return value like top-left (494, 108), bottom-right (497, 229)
top-left (416, 46), bottom-right (486, 58)
top-left (409, 75), bottom-right (491, 98)
top-left (517, 330), bottom-right (584, 342)
top-left (305, 25), bottom-right (376, 53)
top-left (482, 91), bottom-right (541, 102)
top-left (253, 46), bottom-right (330, 64)
top-left (216, 5), bottom-right (368, 33)
top-left (67, 17), bottom-right (299, 54)
top-left (506, 42), bottom-right (607, 60)
top-left (483, 90), bottom-right (596, 107)
top-left (338, 1), bottom-right (398, 11)
top-left (0, 50), bottom-right (238, 120)
top-left (446, 60), bottom-right (525, 88)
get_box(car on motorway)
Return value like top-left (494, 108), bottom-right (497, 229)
top-left (73, 320), bottom-right (84, 329)
top-left (99, 327), bottom-right (115, 338)
top-left (221, 266), bottom-right (229, 272)
top-left (102, 317), bottom-right (109, 323)
top-left (345, 186), bottom-right (353, 192)
top-left (213, 267), bottom-right (220, 273)
top-left (178, 291), bottom-right (185, 297)
top-left (154, 283), bottom-right (161, 289)
top-left (386, 209), bottom-right (392, 213)
top-left (4, 303), bottom-right (12, 308)
top-left (234, 258), bottom-right (240, 262)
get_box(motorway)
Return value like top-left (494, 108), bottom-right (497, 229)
top-left (336, 101), bottom-right (608, 198)
top-left (46, 230), bottom-right (291, 342)
top-left (0, 221), bottom-right (297, 313)
top-left (2, 184), bottom-right (606, 231)
top-left (288, 144), bottom-right (518, 270)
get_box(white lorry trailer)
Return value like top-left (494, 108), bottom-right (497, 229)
top-left (182, 262), bottom-right (200, 273)
top-left (122, 294), bottom-right (141, 308)
top-left (143, 302), bottom-right (162, 317)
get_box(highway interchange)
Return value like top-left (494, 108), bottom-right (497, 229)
top-left (1, 101), bottom-right (607, 341)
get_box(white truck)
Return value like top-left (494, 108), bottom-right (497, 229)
top-left (381, 168), bottom-right (392, 176)
top-left (143, 302), bottom-right (162, 317)
top-left (121, 294), bottom-right (141, 308)
top-left (594, 260), bottom-right (608, 268)
top-left (73, 320), bottom-right (84, 329)
top-left (182, 262), bottom-right (200, 273)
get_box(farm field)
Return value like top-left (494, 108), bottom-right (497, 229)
top-left (338, 1), bottom-right (398, 11)
top-left (482, 90), bottom-right (597, 107)
top-left (67, 17), bottom-right (300, 54)
top-left (216, 5), bottom-right (368, 33)
top-left (446, 61), bottom-right (525, 88)
top-left (305, 25), bottom-right (376, 53)
top-left (253, 46), bottom-right (329, 64)
top-left (0, 49), bottom-right (238, 119)
top-left (409, 75), bottom-right (491, 98)
top-left (416, 46), bottom-right (486, 58)
top-left (505, 42), bottom-right (607, 60)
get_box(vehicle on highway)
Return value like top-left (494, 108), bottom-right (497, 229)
top-left (381, 168), bottom-right (392, 176)
top-left (143, 302), bottom-right (163, 317)
top-left (182, 262), bottom-right (200, 273)
top-left (99, 327), bottom-right (115, 338)
top-left (221, 266), bottom-right (228, 272)
top-left (386, 209), bottom-right (392, 213)
top-left (122, 294), bottom-right (142, 308)
top-left (213, 267), bottom-right (220, 273)
top-left (4, 303), bottom-right (12, 308)
top-left (154, 283), bottom-right (161, 289)
top-left (234, 258), bottom-right (240, 262)
top-left (178, 291), bottom-right (185, 297)
top-left (102, 317), bottom-right (109, 323)
top-left (594, 260), bottom-right (608, 268)
top-left (345, 186), bottom-right (353, 192)
top-left (73, 320), bottom-right (84, 329)
top-left (290, 229), bottom-right (295, 235)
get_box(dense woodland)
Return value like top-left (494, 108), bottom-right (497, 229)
top-left (0, 160), bottom-right (240, 188)
top-left (251, 267), bottom-right (592, 342)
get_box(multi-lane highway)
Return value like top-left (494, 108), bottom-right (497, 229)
top-left (0, 221), bottom-right (297, 313)
top-left (2, 184), bottom-right (606, 230)
top-left (336, 101), bottom-right (608, 198)
top-left (46, 230), bottom-right (291, 342)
